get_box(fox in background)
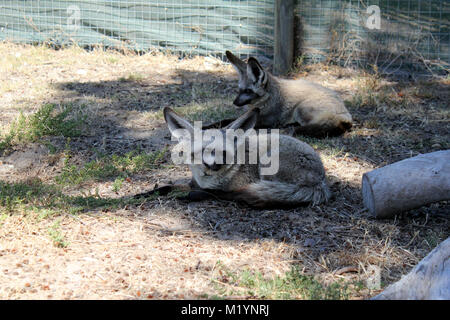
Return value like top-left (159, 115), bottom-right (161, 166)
top-left (226, 51), bottom-right (353, 137)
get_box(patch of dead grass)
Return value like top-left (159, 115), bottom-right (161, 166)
top-left (0, 42), bottom-right (448, 299)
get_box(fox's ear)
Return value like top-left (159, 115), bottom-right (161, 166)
top-left (247, 57), bottom-right (265, 84)
top-left (163, 107), bottom-right (194, 140)
top-left (227, 108), bottom-right (259, 131)
top-left (226, 51), bottom-right (246, 75)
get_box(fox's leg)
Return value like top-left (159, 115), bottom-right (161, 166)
top-left (133, 182), bottom-right (220, 202)
top-left (185, 189), bottom-right (224, 201)
top-left (133, 184), bottom-right (191, 199)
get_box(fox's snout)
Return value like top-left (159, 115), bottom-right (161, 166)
top-left (233, 90), bottom-right (259, 107)
top-left (204, 162), bottom-right (222, 171)
top-left (233, 96), bottom-right (246, 107)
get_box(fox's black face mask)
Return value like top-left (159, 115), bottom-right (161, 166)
top-left (233, 89), bottom-right (260, 107)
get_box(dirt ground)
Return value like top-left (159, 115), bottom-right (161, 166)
top-left (0, 42), bottom-right (448, 299)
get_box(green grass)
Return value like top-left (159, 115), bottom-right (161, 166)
top-left (177, 103), bottom-right (239, 123)
top-left (345, 73), bottom-right (414, 110)
top-left (56, 148), bottom-right (167, 186)
top-left (424, 229), bottom-right (445, 250)
top-left (0, 178), bottom-right (148, 218)
top-left (297, 135), bottom-right (346, 157)
top-left (48, 220), bottom-right (69, 248)
top-left (289, 54), bottom-right (307, 75)
top-left (147, 102), bottom-right (238, 124)
top-left (0, 178), bottom-right (59, 215)
top-left (0, 140), bottom-right (166, 218)
top-left (112, 177), bottom-right (125, 192)
top-left (0, 103), bottom-right (87, 154)
top-left (213, 263), bottom-right (357, 300)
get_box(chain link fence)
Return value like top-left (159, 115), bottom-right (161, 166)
top-left (0, 0), bottom-right (274, 59)
top-left (296, 0), bottom-right (449, 76)
top-left (0, 1), bottom-right (448, 75)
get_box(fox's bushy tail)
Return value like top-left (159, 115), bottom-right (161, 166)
top-left (242, 179), bottom-right (331, 207)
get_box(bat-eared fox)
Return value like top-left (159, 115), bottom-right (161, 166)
top-left (163, 107), bottom-right (331, 208)
top-left (226, 50), bottom-right (353, 137)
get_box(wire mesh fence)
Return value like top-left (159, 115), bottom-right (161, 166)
top-left (0, 0), bottom-right (275, 60)
top-left (0, 1), bottom-right (448, 75)
top-left (296, 0), bottom-right (449, 76)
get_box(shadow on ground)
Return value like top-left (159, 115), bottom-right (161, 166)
top-left (1, 66), bottom-right (449, 287)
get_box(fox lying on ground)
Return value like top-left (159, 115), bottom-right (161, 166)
top-left (159, 107), bottom-right (331, 208)
top-left (225, 51), bottom-right (353, 137)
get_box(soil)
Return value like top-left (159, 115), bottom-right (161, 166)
top-left (0, 43), bottom-right (448, 299)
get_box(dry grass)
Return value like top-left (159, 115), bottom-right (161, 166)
top-left (0, 42), bottom-right (448, 299)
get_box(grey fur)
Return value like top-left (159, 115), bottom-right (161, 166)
top-left (226, 51), bottom-right (353, 136)
top-left (164, 107), bottom-right (331, 207)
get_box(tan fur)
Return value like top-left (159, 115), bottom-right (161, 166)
top-left (226, 51), bottom-right (353, 136)
top-left (164, 107), bottom-right (331, 207)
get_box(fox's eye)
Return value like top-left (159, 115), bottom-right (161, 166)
top-left (243, 89), bottom-right (254, 94)
top-left (209, 150), bottom-right (228, 164)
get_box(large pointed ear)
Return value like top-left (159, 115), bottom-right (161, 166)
top-left (226, 107), bottom-right (259, 131)
top-left (226, 50), bottom-right (246, 75)
top-left (247, 57), bottom-right (265, 84)
top-left (163, 107), bottom-right (194, 140)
